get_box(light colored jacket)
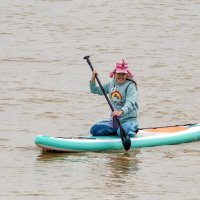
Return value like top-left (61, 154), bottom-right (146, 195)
top-left (90, 79), bottom-right (139, 123)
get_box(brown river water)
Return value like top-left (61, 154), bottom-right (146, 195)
top-left (0, 0), bottom-right (200, 199)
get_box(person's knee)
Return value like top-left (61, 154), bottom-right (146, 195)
top-left (90, 124), bottom-right (113, 136)
top-left (90, 125), bottom-right (99, 136)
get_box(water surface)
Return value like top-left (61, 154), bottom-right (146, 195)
top-left (0, 0), bottom-right (200, 199)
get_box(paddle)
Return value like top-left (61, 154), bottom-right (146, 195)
top-left (84, 55), bottom-right (131, 151)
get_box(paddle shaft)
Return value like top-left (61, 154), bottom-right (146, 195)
top-left (84, 56), bottom-right (131, 151)
top-left (85, 57), bottom-right (122, 127)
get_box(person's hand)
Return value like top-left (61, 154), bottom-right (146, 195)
top-left (112, 110), bottom-right (123, 117)
top-left (91, 70), bottom-right (98, 82)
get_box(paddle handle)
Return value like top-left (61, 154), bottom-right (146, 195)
top-left (84, 56), bottom-right (115, 112)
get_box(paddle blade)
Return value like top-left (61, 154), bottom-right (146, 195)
top-left (113, 116), bottom-right (131, 151)
top-left (120, 128), bottom-right (131, 151)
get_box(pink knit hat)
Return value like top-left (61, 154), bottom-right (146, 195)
top-left (110, 59), bottom-right (134, 78)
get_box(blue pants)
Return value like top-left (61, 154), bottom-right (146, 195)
top-left (90, 120), bottom-right (138, 137)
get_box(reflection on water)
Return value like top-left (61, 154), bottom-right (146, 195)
top-left (36, 150), bottom-right (140, 178)
top-left (107, 151), bottom-right (140, 177)
top-left (35, 150), bottom-right (140, 198)
top-left (36, 150), bottom-right (140, 173)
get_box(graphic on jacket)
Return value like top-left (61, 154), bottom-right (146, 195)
top-left (111, 90), bottom-right (122, 100)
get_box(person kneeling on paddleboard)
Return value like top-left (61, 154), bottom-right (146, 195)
top-left (89, 59), bottom-right (139, 137)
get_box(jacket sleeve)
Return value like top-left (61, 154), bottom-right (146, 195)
top-left (90, 81), bottom-right (110, 95)
top-left (120, 83), bottom-right (138, 115)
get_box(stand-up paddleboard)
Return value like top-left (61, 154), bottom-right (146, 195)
top-left (35, 123), bottom-right (200, 152)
